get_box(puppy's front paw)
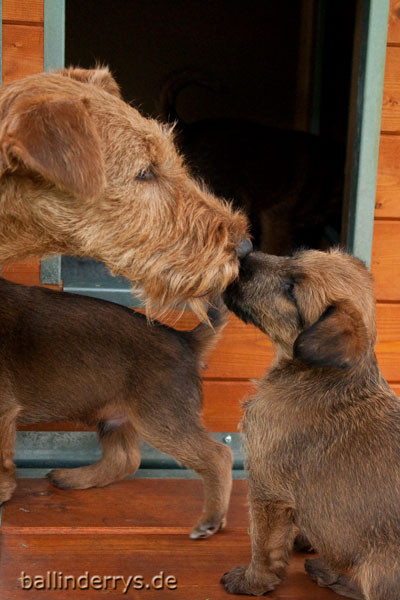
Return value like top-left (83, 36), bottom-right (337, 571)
top-left (221, 565), bottom-right (280, 596)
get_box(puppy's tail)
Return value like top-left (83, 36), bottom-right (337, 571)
top-left (191, 297), bottom-right (228, 363)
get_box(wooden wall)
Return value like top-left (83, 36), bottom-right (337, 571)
top-left (2, 0), bottom-right (400, 435)
top-left (2, 0), bottom-right (43, 285)
top-left (372, 0), bottom-right (400, 397)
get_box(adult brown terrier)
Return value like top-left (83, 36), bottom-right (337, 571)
top-left (222, 249), bottom-right (400, 599)
top-left (0, 279), bottom-right (232, 540)
top-left (0, 67), bottom-right (250, 317)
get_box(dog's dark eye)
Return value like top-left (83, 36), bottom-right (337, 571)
top-left (135, 167), bottom-right (155, 181)
top-left (283, 281), bottom-right (296, 302)
top-left (283, 279), bottom-right (305, 327)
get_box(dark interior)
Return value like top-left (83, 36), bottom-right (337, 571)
top-left (65, 0), bottom-right (357, 256)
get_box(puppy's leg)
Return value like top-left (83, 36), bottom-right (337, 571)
top-left (48, 420), bottom-right (141, 489)
top-left (187, 435), bottom-right (233, 540)
top-left (305, 558), bottom-right (363, 599)
top-left (140, 423), bottom-right (233, 539)
top-left (221, 485), bottom-right (295, 595)
top-left (358, 560), bottom-right (400, 600)
top-left (364, 579), bottom-right (400, 600)
top-left (0, 406), bottom-right (20, 503)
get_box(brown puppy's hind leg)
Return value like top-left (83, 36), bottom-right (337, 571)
top-left (305, 558), bottom-right (364, 600)
top-left (48, 420), bottom-right (141, 490)
top-left (187, 436), bottom-right (233, 540)
top-left (140, 424), bottom-right (233, 539)
top-left (0, 406), bottom-right (20, 503)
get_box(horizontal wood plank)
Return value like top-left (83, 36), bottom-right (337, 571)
top-left (381, 47), bottom-right (400, 132)
top-left (372, 220), bottom-right (400, 300)
top-left (375, 134), bottom-right (400, 218)
top-left (388, 0), bottom-right (400, 45)
top-left (2, 24), bottom-right (43, 82)
top-left (2, 0), bottom-right (43, 24)
top-left (139, 309), bottom-right (272, 381)
top-left (203, 380), bottom-right (253, 430)
top-left (2, 479), bottom-right (249, 532)
top-left (2, 259), bottom-right (41, 286)
top-left (391, 383), bottom-right (400, 395)
top-left (376, 302), bottom-right (400, 381)
top-left (171, 312), bottom-right (272, 380)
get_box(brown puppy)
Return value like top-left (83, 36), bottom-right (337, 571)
top-left (0, 67), bottom-right (249, 317)
top-left (0, 279), bottom-right (232, 540)
top-left (222, 249), bottom-right (400, 599)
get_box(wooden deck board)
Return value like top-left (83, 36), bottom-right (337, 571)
top-left (0, 479), bottom-right (336, 599)
top-left (0, 533), bottom-right (336, 599)
top-left (2, 479), bottom-right (249, 533)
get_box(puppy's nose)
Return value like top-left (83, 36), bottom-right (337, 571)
top-left (235, 238), bottom-right (253, 259)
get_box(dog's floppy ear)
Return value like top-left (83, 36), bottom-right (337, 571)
top-left (0, 94), bottom-right (105, 198)
top-left (293, 301), bottom-right (368, 369)
top-left (57, 66), bottom-right (122, 98)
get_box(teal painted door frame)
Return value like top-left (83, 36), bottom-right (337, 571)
top-left (40, 0), bottom-right (65, 284)
top-left (344, 0), bottom-right (390, 267)
top-left (44, 0), bottom-right (65, 71)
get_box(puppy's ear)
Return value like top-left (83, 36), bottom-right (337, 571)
top-left (293, 301), bottom-right (368, 369)
top-left (0, 94), bottom-right (105, 198)
top-left (57, 66), bottom-right (121, 98)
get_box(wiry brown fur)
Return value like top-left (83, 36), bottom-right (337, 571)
top-left (0, 280), bottom-right (232, 539)
top-left (222, 249), bottom-right (400, 599)
top-left (0, 67), bottom-right (249, 317)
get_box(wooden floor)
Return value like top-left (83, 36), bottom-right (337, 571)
top-left (0, 479), bottom-right (337, 599)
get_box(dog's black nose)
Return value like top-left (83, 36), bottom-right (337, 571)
top-left (235, 238), bottom-right (253, 259)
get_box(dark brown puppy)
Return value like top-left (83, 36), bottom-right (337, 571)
top-left (222, 249), bottom-right (400, 599)
top-left (0, 279), bottom-right (232, 540)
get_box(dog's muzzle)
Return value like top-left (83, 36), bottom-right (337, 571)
top-left (235, 238), bottom-right (253, 259)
